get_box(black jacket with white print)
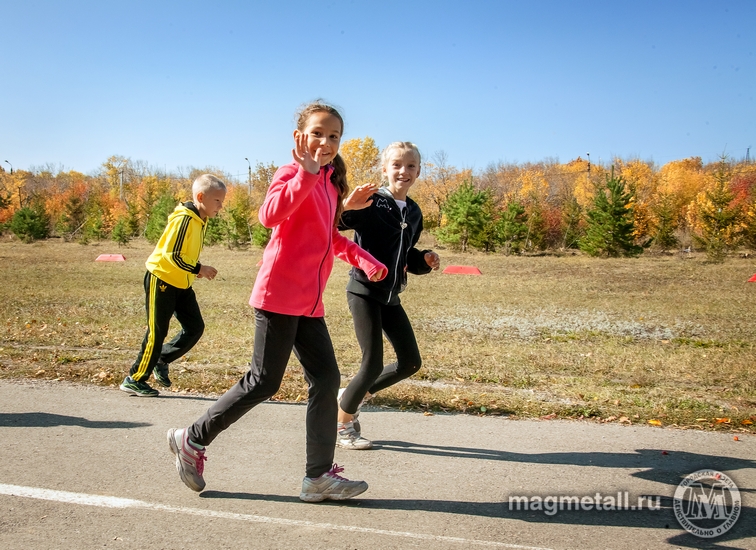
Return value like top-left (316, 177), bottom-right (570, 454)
top-left (339, 188), bottom-right (433, 305)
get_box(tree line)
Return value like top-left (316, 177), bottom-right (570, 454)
top-left (2, 142), bottom-right (755, 262)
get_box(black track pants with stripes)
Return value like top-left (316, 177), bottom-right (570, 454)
top-left (129, 271), bottom-right (205, 382)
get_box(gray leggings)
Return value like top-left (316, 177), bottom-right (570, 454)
top-left (188, 308), bottom-right (340, 478)
top-left (339, 292), bottom-right (422, 415)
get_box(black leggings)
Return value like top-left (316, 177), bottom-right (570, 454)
top-left (339, 292), bottom-right (422, 415)
top-left (188, 309), bottom-right (340, 478)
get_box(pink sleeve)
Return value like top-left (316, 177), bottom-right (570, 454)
top-left (331, 227), bottom-right (387, 281)
top-left (258, 164), bottom-right (320, 228)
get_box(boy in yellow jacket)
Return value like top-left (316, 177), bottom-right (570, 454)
top-left (120, 174), bottom-right (226, 397)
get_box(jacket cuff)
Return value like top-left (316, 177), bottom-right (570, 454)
top-left (361, 259), bottom-right (387, 281)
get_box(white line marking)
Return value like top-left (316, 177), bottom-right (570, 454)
top-left (0, 483), bottom-right (553, 549)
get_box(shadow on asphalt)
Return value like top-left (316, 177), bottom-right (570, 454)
top-left (0, 412), bottom-right (150, 429)
top-left (375, 440), bottom-right (756, 488)
top-left (199, 490), bottom-right (753, 549)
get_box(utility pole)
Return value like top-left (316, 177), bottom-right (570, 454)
top-left (747, 146), bottom-right (751, 164)
top-left (4, 160), bottom-right (12, 174)
top-left (245, 158), bottom-right (252, 194)
top-left (586, 152), bottom-right (591, 175)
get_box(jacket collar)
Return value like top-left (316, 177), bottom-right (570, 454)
top-left (183, 201), bottom-right (201, 217)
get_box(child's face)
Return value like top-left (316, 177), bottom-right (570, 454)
top-left (384, 149), bottom-right (421, 200)
top-left (295, 112), bottom-right (342, 166)
top-left (196, 187), bottom-right (226, 220)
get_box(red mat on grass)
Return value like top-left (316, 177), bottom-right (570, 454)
top-left (95, 254), bottom-right (126, 262)
top-left (749, 273), bottom-right (756, 282)
top-left (442, 265), bottom-right (482, 275)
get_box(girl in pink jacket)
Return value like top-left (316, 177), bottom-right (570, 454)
top-left (168, 101), bottom-right (386, 502)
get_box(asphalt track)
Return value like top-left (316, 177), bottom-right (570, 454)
top-left (1, 380), bottom-right (754, 549)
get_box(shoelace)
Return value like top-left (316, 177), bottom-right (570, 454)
top-left (193, 449), bottom-right (207, 475)
top-left (184, 442), bottom-right (208, 475)
top-left (326, 464), bottom-right (347, 481)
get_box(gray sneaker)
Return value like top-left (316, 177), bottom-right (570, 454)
top-left (337, 421), bottom-right (373, 450)
top-left (167, 428), bottom-right (206, 492)
top-left (153, 360), bottom-right (171, 388)
top-left (120, 376), bottom-right (159, 397)
top-left (300, 464), bottom-right (368, 502)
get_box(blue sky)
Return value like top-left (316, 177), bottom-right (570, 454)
top-left (1, 1), bottom-right (754, 179)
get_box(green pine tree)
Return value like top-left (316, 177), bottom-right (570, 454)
top-left (125, 200), bottom-right (141, 236)
top-left (436, 180), bottom-right (491, 252)
top-left (11, 202), bottom-right (50, 243)
top-left (579, 168), bottom-right (643, 257)
top-left (58, 193), bottom-right (86, 239)
top-left (560, 197), bottom-right (583, 249)
top-left (497, 201), bottom-right (528, 255)
top-left (224, 192), bottom-right (253, 248)
top-left (145, 193), bottom-right (177, 244)
top-left (111, 217), bottom-right (131, 246)
top-left (651, 193), bottom-right (679, 252)
top-left (204, 215), bottom-right (227, 245)
top-left (251, 223), bottom-right (272, 248)
top-left (692, 160), bottom-right (743, 262)
top-left (524, 200), bottom-right (547, 252)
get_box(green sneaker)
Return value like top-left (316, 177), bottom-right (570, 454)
top-left (153, 360), bottom-right (172, 388)
top-left (120, 375), bottom-right (159, 397)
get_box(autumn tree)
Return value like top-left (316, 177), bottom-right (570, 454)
top-left (222, 184), bottom-right (253, 247)
top-left (579, 169), bottom-right (644, 257)
top-left (250, 162), bottom-right (277, 207)
top-left (57, 183), bottom-right (88, 239)
top-left (615, 158), bottom-right (657, 244)
top-left (339, 137), bottom-right (380, 188)
top-left (413, 151), bottom-right (468, 228)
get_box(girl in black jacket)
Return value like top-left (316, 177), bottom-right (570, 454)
top-left (337, 142), bottom-right (440, 449)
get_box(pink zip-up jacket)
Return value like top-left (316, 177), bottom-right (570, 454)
top-left (250, 162), bottom-right (387, 317)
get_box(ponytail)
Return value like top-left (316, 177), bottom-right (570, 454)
top-left (330, 153), bottom-right (348, 225)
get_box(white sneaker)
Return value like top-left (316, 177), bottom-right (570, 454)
top-left (167, 427), bottom-right (207, 492)
top-left (300, 464), bottom-right (368, 502)
top-left (338, 388), bottom-right (365, 434)
top-left (337, 421), bottom-right (373, 450)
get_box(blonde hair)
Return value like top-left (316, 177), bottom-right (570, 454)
top-left (192, 174), bottom-right (226, 196)
top-left (381, 141), bottom-right (422, 168)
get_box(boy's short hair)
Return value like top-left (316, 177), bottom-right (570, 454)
top-left (193, 174), bottom-right (227, 196)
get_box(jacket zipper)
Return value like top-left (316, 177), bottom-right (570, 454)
top-left (386, 206), bottom-right (407, 304)
top-left (310, 167), bottom-right (332, 315)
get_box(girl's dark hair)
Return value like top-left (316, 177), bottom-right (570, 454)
top-left (295, 100), bottom-right (348, 225)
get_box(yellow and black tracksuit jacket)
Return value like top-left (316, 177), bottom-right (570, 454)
top-left (146, 202), bottom-right (206, 288)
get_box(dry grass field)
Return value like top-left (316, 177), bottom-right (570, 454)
top-left (1, 237), bottom-right (755, 433)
